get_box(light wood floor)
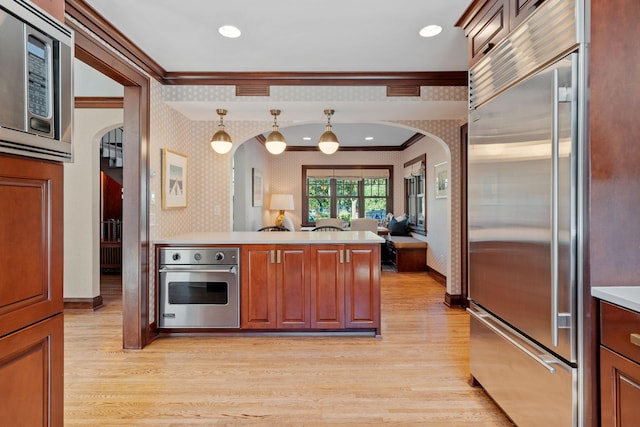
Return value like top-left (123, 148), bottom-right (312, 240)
top-left (64, 272), bottom-right (513, 426)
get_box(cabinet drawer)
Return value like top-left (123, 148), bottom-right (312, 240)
top-left (601, 301), bottom-right (640, 364)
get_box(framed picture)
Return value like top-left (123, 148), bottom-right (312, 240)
top-left (434, 161), bottom-right (448, 199)
top-left (252, 168), bottom-right (263, 207)
top-left (161, 149), bottom-right (188, 209)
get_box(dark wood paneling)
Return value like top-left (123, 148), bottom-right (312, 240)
top-left (589, 0), bottom-right (640, 288)
top-left (428, 267), bottom-right (447, 287)
top-left (65, 0), bottom-right (165, 81)
top-left (444, 293), bottom-right (463, 308)
top-left (75, 96), bottom-right (124, 109)
top-left (68, 14), bottom-right (152, 349)
top-left (589, 3), bottom-right (640, 422)
top-left (164, 71), bottom-right (468, 87)
top-left (0, 155), bottom-right (63, 338)
top-left (0, 314), bottom-right (63, 427)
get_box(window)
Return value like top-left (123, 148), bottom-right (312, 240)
top-left (404, 155), bottom-right (426, 235)
top-left (302, 166), bottom-right (393, 226)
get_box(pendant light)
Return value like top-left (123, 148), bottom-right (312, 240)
top-left (265, 109), bottom-right (287, 155)
top-left (210, 109), bottom-right (233, 154)
top-left (318, 109), bottom-right (339, 155)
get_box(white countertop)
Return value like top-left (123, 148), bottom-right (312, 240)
top-left (154, 231), bottom-right (386, 245)
top-left (592, 286), bottom-right (640, 313)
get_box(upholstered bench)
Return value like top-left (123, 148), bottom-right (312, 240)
top-left (385, 236), bottom-right (427, 272)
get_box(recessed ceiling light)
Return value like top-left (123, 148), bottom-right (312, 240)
top-left (419, 25), bottom-right (442, 38)
top-left (365, 136), bottom-right (374, 141)
top-left (303, 137), bottom-right (312, 141)
top-left (218, 25), bottom-right (241, 38)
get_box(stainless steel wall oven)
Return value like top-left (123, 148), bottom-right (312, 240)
top-left (158, 247), bottom-right (239, 329)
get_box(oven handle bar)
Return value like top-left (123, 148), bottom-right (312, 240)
top-left (159, 266), bottom-right (237, 274)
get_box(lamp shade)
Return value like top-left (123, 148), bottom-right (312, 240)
top-left (269, 194), bottom-right (294, 211)
top-left (318, 129), bottom-right (339, 154)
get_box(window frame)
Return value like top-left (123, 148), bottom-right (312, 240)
top-left (403, 154), bottom-right (427, 236)
top-left (301, 165), bottom-right (394, 227)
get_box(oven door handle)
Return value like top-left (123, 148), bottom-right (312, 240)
top-left (159, 266), bottom-right (237, 274)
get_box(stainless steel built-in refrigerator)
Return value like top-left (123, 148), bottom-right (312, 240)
top-left (466, 5), bottom-right (586, 421)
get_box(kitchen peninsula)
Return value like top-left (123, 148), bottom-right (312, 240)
top-left (155, 231), bottom-right (384, 336)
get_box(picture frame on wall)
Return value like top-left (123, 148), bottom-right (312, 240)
top-left (434, 161), bottom-right (448, 199)
top-left (252, 168), bottom-right (263, 207)
top-left (161, 148), bottom-right (188, 209)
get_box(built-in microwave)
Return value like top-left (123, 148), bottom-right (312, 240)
top-left (0, 0), bottom-right (73, 161)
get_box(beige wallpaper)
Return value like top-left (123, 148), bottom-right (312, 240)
top-left (154, 85), bottom-right (468, 296)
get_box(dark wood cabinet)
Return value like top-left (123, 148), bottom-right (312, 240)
top-left (241, 243), bottom-right (380, 334)
top-left (600, 301), bottom-right (640, 426)
top-left (510, 0), bottom-right (544, 28)
top-left (276, 245), bottom-right (311, 328)
top-left (0, 154), bottom-right (63, 427)
top-left (241, 245), bottom-right (277, 328)
top-left (344, 245), bottom-right (380, 329)
top-left (310, 245), bottom-right (345, 329)
top-left (241, 244), bottom-right (310, 329)
top-left (0, 314), bottom-right (63, 426)
top-left (458, 0), bottom-right (509, 66)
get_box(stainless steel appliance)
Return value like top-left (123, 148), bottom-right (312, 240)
top-left (0, 0), bottom-right (73, 161)
top-left (159, 248), bottom-right (240, 328)
top-left (467, 1), bottom-right (586, 425)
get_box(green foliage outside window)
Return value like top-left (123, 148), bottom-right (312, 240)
top-left (307, 177), bottom-right (389, 223)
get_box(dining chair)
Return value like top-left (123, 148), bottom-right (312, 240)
top-left (311, 225), bottom-right (344, 232)
top-left (350, 218), bottom-right (378, 233)
top-left (315, 218), bottom-right (343, 229)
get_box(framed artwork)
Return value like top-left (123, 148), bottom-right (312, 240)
top-left (161, 149), bottom-right (188, 209)
top-left (434, 161), bottom-right (448, 199)
top-left (252, 168), bottom-right (263, 207)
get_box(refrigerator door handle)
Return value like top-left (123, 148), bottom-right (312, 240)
top-left (467, 308), bottom-right (557, 374)
top-left (551, 68), bottom-right (560, 347)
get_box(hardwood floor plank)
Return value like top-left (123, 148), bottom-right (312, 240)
top-left (64, 272), bottom-right (513, 426)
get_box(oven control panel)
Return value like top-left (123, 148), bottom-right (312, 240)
top-left (159, 248), bottom-right (239, 266)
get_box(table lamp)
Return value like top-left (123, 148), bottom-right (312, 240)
top-left (269, 194), bottom-right (294, 227)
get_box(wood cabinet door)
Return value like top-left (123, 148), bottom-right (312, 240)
top-left (466, 0), bottom-right (509, 66)
top-left (241, 245), bottom-right (277, 328)
top-left (276, 245), bottom-right (310, 328)
top-left (600, 346), bottom-right (640, 426)
top-left (0, 155), bottom-right (63, 337)
top-left (344, 245), bottom-right (380, 331)
top-left (310, 245), bottom-right (345, 329)
top-left (510, 0), bottom-right (543, 29)
top-left (0, 314), bottom-right (63, 427)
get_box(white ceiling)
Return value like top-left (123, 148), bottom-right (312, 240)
top-left (79, 0), bottom-right (471, 147)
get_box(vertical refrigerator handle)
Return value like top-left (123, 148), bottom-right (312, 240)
top-left (551, 69), bottom-right (560, 347)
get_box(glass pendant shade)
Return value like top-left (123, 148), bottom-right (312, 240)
top-left (265, 109), bottom-right (287, 155)
top-left (210, 130), bottom-right (233, 154)
top-left (265, 130), bottom-right (287, 155)
top-left (318, 109), bottom-right (339, 154)
top-left (210, 109), bottom-right (232, 154)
